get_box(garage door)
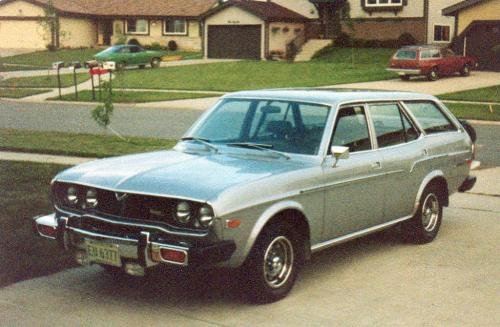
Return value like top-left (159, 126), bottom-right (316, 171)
top-left (207, 25), bottom-right (261, 59)
top-left (0, 20), bottom-right (47, 49)
top-left (465, 22), bottom-right (500, 71)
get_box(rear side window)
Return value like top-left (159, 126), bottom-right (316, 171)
top-left (331, 106), bottom-right (371, 153)
top-left (394, 50), bottom-right (417, 60)
top-left (420, 49), bottom-right (440, 59)
top-left (369, 103), bottom-right (419, 148)
top-left (404, 101), bottom-right (457, 134)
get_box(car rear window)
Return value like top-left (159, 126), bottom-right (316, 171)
top-left (394, 50), bottom-right (417, 60)
top-left (404, 101), bottom-right (457, 134)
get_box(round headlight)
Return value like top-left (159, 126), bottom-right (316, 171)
top-left (175, 201), bottom-right (191, 224)
top-left (198, 206), bottom-right (215, 228)
top-left (86, 189), bottom-right (98, 208)
top-left (67, 186), bottom-right (78, 205)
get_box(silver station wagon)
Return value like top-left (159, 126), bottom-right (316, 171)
top-left (34, 89), bottom-right (478, 303)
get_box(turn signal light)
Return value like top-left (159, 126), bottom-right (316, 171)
top-left (160, 248), bottom-right (187, 264)
top-left (37, 224), bottom-right (57, 239)
top-left (226, 219), bottom-right (241, 229)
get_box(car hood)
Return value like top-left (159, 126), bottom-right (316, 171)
top-left (54, 150), bottom-right (304, 202)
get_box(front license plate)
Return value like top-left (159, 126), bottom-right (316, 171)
top-left (85, 240), bottom-right (121, 267)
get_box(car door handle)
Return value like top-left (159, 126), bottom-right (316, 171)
top-left (423, 149), bottom-right (429, 156)
top-left (371, 162), bottom-right (382, 169)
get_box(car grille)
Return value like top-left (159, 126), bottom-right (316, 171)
top-left (53, 182), bottom-right (200, 227)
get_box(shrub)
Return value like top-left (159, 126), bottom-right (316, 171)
top-left (167, 40), bottom-right (178, 51)
top-left (150, 42), bottom-right (163, 51)
top-left (127, 38), bottom-right (141, 47)
top-left (114, 33), bottom-right (127, 45)
top-left (397, 33), bottom-right (417, 47)
top-left (46, 43), bottom-right (57, 52)
top-left (335, 32), bottom-right (353, 47)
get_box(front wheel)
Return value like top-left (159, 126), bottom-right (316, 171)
top-left (241, 224), bottom-right (300, 303)
top-left (402, 185), bottom-right (443, 244)
top-left (427, 68), bottom-right (439, 81)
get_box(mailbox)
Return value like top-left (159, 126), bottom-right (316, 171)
top-left (84, 60), bottom-right (99, 69)
top-left (102, 61), bottom-right (116, 70)
top-left (52, 61), bottom-right (65, 70)
top-left (70, 61), bottom-right (82, 69)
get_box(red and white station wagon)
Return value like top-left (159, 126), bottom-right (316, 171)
top-left (387, 45), bottom-right (477, 81)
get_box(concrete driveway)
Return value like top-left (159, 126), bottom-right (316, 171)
top-left (331, 71), bottom-right (500, 95)
top-left (0, 169), bottom-right (498, 326)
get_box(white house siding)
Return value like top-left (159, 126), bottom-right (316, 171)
top-left (204, 6), bottom-right (265, 59)
top-left (350, 0), bottom-right (424, 18)
top-left (427, 0), bottom-right (458, 44)
top-left (59, 17), bottom-right (97, 48)
top-left (111, 19), bottom-right (202, 50)
top-left (0, 0), bottom-right (45, 16)
top-left (268, 22), bottom-right (305, 53)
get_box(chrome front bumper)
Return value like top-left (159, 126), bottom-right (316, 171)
top-left (33, 213), bottom-right (235, 270)
top-left (386, 68), bottom-right (422, 75)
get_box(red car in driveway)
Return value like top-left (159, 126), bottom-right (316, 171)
top-left (387, 45), bottom-right (476, 81)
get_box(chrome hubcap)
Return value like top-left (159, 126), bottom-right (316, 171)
top-left (422, 193), bottom-right (439, 232)
top-left (263, 236), bottom-right (293, 288)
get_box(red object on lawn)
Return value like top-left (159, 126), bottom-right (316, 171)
top-left (90, 67), bottom-right (108, 76)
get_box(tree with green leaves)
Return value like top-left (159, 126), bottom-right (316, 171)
top-left (309, 0), bottom-right (351, 39)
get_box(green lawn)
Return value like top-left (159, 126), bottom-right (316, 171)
top-left (0, 161), bottom-right (77, 287)
top-left (0, 129), bottom-right (177, 158)
top-left (0, 73), bottom-right (90, 88)
top-left (0, 48), bottom-right (100, 69)
top-left (445, 103), bottom-right (499, 121)
top-left (439, 85), bottom-right (500, 103)
top-left (312, 47), bottom-right (395, 64)
top-left (49, 90), bottom-right (219, 103)
top-left (0, 88), bottom-right (50, 98)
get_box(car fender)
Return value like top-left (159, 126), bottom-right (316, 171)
top-left (241, 200), bottom-right (307, 263)
top-left (413, 170), bottom-right (445, 215)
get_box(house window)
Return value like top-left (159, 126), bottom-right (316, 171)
top-left (434, 25), bottom-right (450, 42)
top-left (125, 19), bottom-right (149, 35)
top-left (366, 0), bottom-right (402, 6)
top-left (164, 19), bottom-right (187, 35)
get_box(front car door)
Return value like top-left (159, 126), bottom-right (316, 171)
top-left (321, 105), bottom-right (384, 240)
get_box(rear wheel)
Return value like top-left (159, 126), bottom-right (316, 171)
top-left (427, 68), bottom-right (439, 81)
top-left (399, 75), bottom-right (410, 81)
top-left (460, 64), bottom-right (471, 76)
top-left (402, 184), bottom-right (443, 244)
top-left (116, 61), bottom-right (127, 70)
top-left (241, 223), bottom-right (300, 303)
top-left (151, 57), bottom-right (161, 68)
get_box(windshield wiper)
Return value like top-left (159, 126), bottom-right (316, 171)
top-left (226, 142), bottom-right (289, 160)
top-left (180, 137), bottom-right (218, 153)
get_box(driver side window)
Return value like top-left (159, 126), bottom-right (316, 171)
top-left (331, 106), bottom-right (372, 153)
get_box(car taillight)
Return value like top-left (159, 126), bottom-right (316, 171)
top-left (37, 224), bottom-right (57, 239)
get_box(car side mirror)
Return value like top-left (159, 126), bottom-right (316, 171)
top-left (330, 146), bottom-right (349, 167)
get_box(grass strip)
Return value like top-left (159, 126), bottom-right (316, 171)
top-left (0, 73), bottom-right (90, 88)
top-left (0, 161), bottom-right (77, 287)
top-left (49, 90), bottom-right (219, 103)
top-left (0, 129), bottom-right (177, 158)
top-left (445, 103), bottom-right (499, 121)
top-left (112, 61), bottom-right (393, 92)
top-left (0, 88), bottom-right (50, 98)
top-left (439, 85), bottom-right (500, 103)
top-left (0, 48), bottom-right (100, 68)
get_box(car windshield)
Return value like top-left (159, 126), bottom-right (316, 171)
top-left (188, 99), bottom-right (331, 155)
top-left (101, 46), bottom-right (121, 54)
top-left (394, 50), bottom-right (417, 60)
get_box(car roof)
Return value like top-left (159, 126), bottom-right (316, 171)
top-left (399, 45), bottom-right (441, 50)
top-left (222, 88), bottom-right (437, 107)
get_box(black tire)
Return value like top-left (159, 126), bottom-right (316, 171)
top-left (427, 68), bottom-right (439, 81)
top-left (139, 64), bottom-right (146, 69)
top-left (151, 57), bottom-right (161, 68)
top-left (399, 75), bottom-right (410, 81)
top-left (241, 223), bottom-right (300, 303)
top-left (401, 184), bottom-right (443, 244)
top-left (99, 264), bottom-right (125, 276)
top-left (116, 61), bottom-right (127, 70)
top-left (460, 64), bottom-right (471, 77)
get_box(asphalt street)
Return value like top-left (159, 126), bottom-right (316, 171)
top-left (1, 99), bottom-right (498, 168)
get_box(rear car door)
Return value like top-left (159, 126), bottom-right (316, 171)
top-left (322, 105), bottom-right (384, 239)
top-left (367, 102), bottom-right (425, 222)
